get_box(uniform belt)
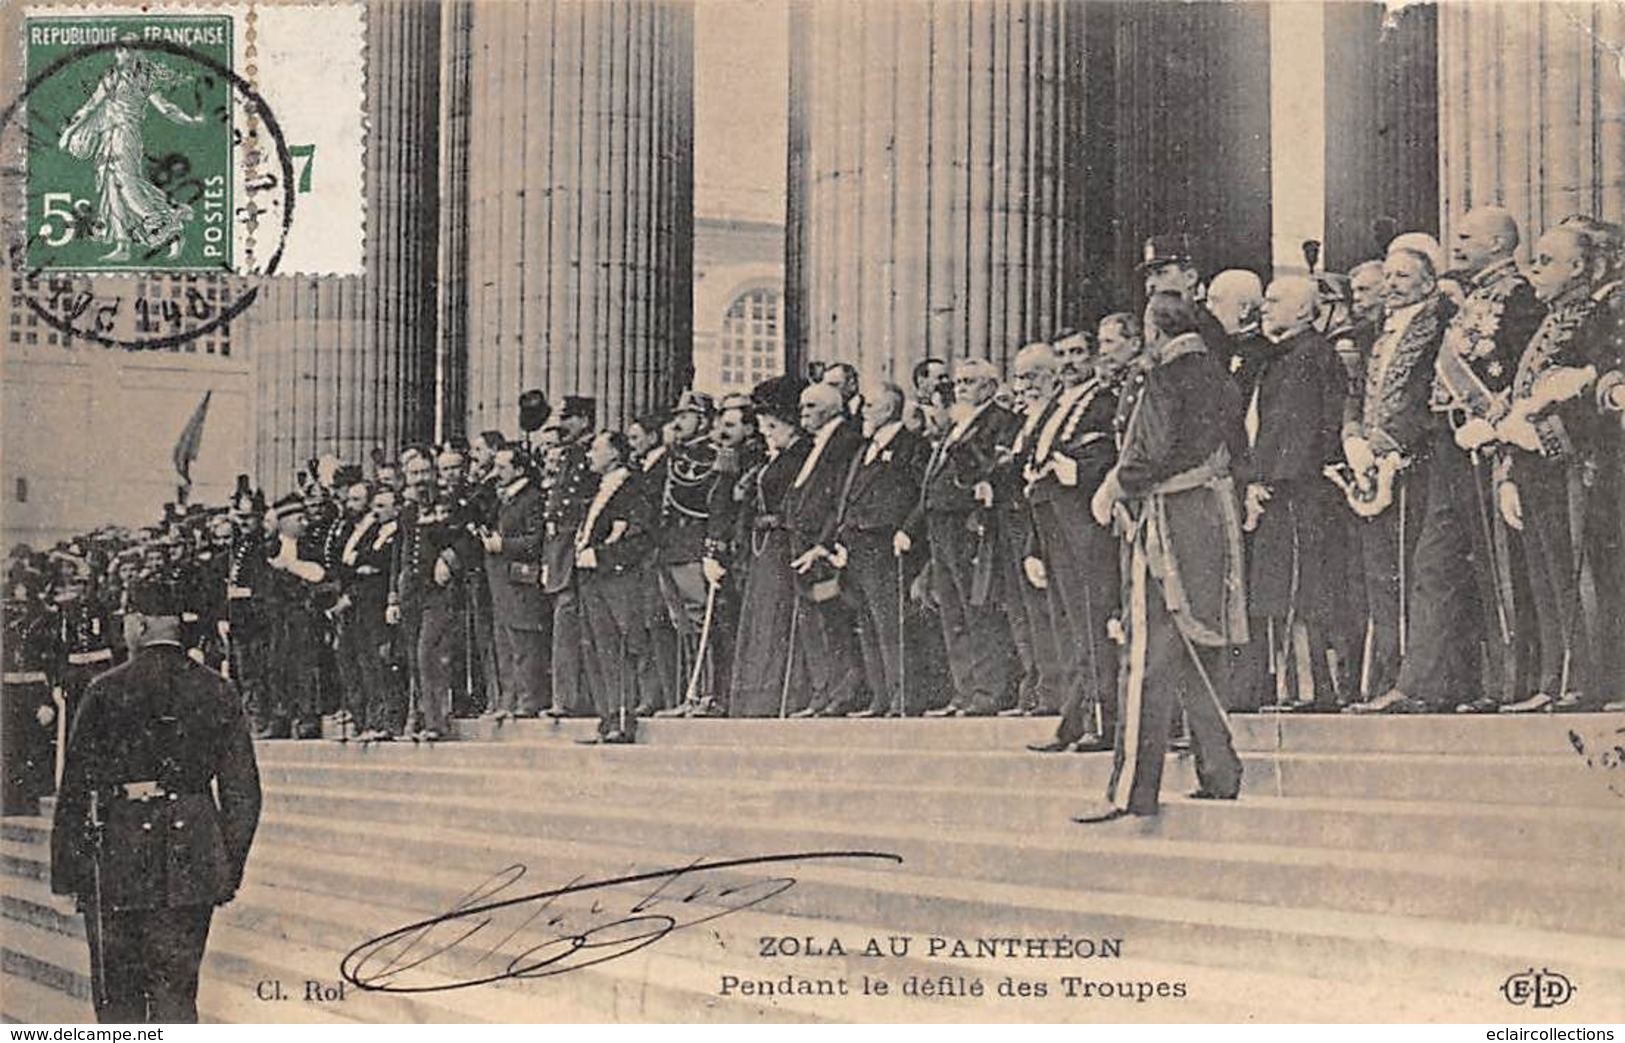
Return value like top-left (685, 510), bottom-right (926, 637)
top-left (227, 586), bottom-right (254, 600)
top-left (3, 670), bottom-right (47, 684)
top-left (107, 781), bottom-right (203, 803)
top-left (67, 649), bottom-right (113, 666)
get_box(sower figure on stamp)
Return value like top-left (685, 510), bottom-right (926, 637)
top-left (50, 569), bottom-right (261, 1023)
top-left (1075, 292), bottom-right (1249, 824)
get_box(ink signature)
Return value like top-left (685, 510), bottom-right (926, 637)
top-left (340, 850), bottom-right (903, 993)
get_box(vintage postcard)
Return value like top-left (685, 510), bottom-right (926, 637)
top-left (1, 0), bottom-right (1622, 1029)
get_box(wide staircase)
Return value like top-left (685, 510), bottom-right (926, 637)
top-left (4, 713), bottom-right (1623, 1023)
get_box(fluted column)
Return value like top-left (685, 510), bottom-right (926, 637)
top-left (1439, 3), bottom-right (1625, 246)
top-left (245, 0), bottom-right (440, 491)
top-left (459, 0), bottom-right (693, 435)
top-left (785, 0), bottom-right (1089, 386)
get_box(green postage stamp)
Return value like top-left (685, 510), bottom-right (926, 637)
top-left (10, 3), bottom-right (365, 277)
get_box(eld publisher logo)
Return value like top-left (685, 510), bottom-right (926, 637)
top-left (1501, 968), bottom-right (1576, 1008)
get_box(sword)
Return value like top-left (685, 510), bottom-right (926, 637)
top-left (87, 789), bottom-right (108, 1004)
top-left (682, 580), bottom-right (718, 707)
top-left (1467, 449), bottom-right (1514, 646)
top-left (52, 686), bottom-right (67, 789)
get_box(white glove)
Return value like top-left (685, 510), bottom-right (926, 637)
top-left (35, 704), bottom-right (55, 727)
top-left (1497, 415), bottom-right (1542, 452)
top-left (1051, 453), bottom-right (1079, 487)
top-left (575, 546), bottom-right (599, 570)
top-left (790, 547), bottom-right (822, 574)
top-left (702, 556), bottom-right (727, 587)
top-left (892, 530), bottom-right (912, 556)
top-left (1453, 417), bottom-right (1497, 452)
top-left (829, 543), bottom-right (849, 570)
top-left (433, 558), bottom-right (453, 587)
top-left (1243, 483), bottom-right (1271, 533)
top-left (1090, 469), bottom-right (1119, 528)
top-left (973, 481), bottom-right (994, 507)
top-left (385, 604), bottom-right (401, 626)
top-left (482, 533), bottom-right (502, 554)
top-left (1022, 556), bottom-right (1048, 590)
top-left (1497, 481), bottom-right (1524, 531)
top-left (1343, 435), bottom-right (1375, 477)
top-left (216, 619), bottom-right (231, 639)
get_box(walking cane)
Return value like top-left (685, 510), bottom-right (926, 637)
top-left (1467, 448), bottom-right (1513, 645)
top-left (87, 790), bottom-right (108, 1003)
top-left (52, 686), bottom-right (67, 789)
top-left (1396, 483), bottom-right (1408, 660)
top-left (894, 556), bottom-right (907, 717)
top-left (683, 580), bottom-right (718, 706)
top-left (779, 595), bottom-right (801, 719)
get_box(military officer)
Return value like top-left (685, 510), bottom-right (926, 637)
top-left (484, 447), bottom-right (550, 719)
top-left (221, 486), bottom-right (271, 731)
top-left (50, 570), bottom-right (262, 1023)
top-left (649, 391), bottom-right (722, 713)
top-left (260, 495), bottom-right (328, 738)
top-left (1391, 208), bottom-right (1546, 713)
top-left (5, 573), bottom-right (60, 814)
top-left (1076, 292), bottom-right (1248, 823)
top-left (544, 396), bottom-right (599, 716)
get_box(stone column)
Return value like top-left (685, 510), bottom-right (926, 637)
top-left (245, 0), bottom-right (441, 490)
top-left (1438, 2), bottom-right (1625, 247)
top-left (785, 0), bottom-right (1090, 386)
top-left (457, 0), bottom-right (694, 435)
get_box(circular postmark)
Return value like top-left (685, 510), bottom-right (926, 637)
top-left (0, 29), bottom-right (296, 350)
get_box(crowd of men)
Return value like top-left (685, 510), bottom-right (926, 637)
top-left (5, 211), bottom-right (1624, 815)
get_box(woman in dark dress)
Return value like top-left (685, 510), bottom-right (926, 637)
top-left (729, 377), bottom-right (815, 717)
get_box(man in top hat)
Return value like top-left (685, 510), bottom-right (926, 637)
top-left (518, 389), bottom-right (552, 446)
top-left (544, 395), bottom-right (599, 715)
top-left (51, 569), bottom-right (261, 1022)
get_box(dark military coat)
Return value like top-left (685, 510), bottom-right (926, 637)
top-left (51, 644), bottom-right (261, 910)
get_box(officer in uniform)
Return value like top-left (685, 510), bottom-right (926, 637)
top-left (221, 483), bottom-right (271, 731)
top-left (399, 468), bottom-right (475, 739)
top-left (544, 396), bottom-right (600, 715)
top-left (1392, 209), bottom-right (1545, 713)
top-left (652, 391), bottom-right (723, 713)
top-left (5, 572), bottom-right (60, 815)
top-left (1076, 291), bottom-right (1248, 823)
top-left (50, 569), bottom-right (262, 1023)
top-left (54, 570), bottom-right (118, 770)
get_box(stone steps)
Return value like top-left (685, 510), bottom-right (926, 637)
top-left (3, 713), bottom-right (1622, 1023)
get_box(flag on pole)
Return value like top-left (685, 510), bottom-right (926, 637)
top-left (172, 389), bottom-right (213, 490)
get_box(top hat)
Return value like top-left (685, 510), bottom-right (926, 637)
top-left (518, 389), bottom-right (551, 433)
top-left (562, 395), bottom-right (596, 422)
top-left (1137, 233), bottom-right (1197, 273)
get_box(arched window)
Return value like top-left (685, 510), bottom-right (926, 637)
top-left (718, 287), bottom-right (782, 388)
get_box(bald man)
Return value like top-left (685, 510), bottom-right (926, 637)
top-left (1209, 269), bottom-right (1271, 396)
top-left (1489, 226), bottom-right (1612, 712)
top-left (1386, 208), bottom-right (1546, 714)
top-left (899, 358), bottom-right (1020, 715)
top-left (1239, 276), bottom-right (1351, 710)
